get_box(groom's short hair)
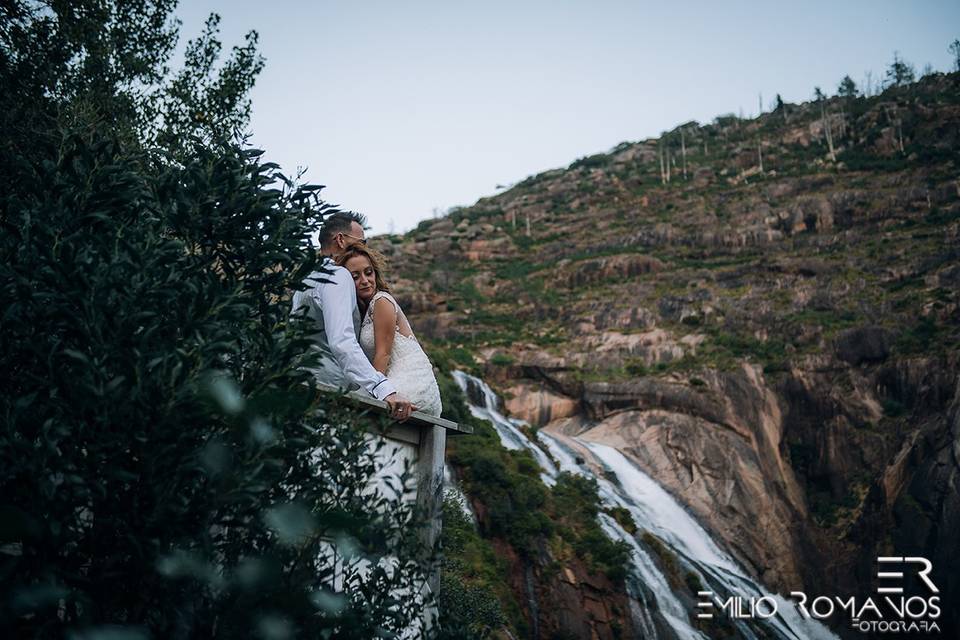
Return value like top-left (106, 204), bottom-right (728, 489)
top-left (319, 211), bottom-right (367, 247)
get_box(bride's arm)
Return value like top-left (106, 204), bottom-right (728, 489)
top-left (371, 296), bottom-right (398, 374)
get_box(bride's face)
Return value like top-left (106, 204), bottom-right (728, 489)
top-left (345, 255), bottom-right (377, 303)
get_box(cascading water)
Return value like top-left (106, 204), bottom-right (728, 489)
top-left (451, 370), bottom-right (558, 486)
top-left (452, 371), bottom-right (838, 640)
top-left (443, 463), bottom-right (476, 522)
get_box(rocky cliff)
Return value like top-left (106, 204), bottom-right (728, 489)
top-left (390, 72), bottom-right (960, 636)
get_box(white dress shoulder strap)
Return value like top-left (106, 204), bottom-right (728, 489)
top-left (366, 291), bottom-right (399, 327)
top-left (370, 291), bottom-right (417, 339)
top-left (371, 291), bottom-right (399, 311)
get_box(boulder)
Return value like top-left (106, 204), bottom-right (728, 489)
top-left (559, 254), bottom-right (663, 289)
top-left (836, 326), bottom-right (890, 365)
top-left (504, 383), bottom-right (579, 427)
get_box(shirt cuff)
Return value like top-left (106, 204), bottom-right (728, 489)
top-left (370, 378), bottom-right (397, 401)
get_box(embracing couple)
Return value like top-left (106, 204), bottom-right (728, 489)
top-left (292, 211), bottom-right (442, 420)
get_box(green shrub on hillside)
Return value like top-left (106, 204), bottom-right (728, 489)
top-left (570, 153), bottom-right (609, 170)
top-left (437, 372), bottom-right (633, 633)
top-left (436, 496), bottom-right (511, 639)
top-left (894, 316), bottom-right (942, 354)
top-left (552, 474), bottom-right (632, 581)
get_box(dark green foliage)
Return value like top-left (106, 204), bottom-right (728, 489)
top-left (0, 1), bottom-right (263, 161)
top-left (438, 379), bottom-right (630, 630)
top-left (684, 571), bottom-right (704, 594)
top-left (0, 0), bottom-right (179, 141)
top-left (838, 146), bottom-right (912, 172)
top-left (436, 497), bottom-right (510, 640)
top-left (882, 398), bottom-right (908, 417)
top-left (489, 353), bottom-right (515, 367)
top-left (625, 360), bottom-right (648, 377)
top-left (837, 75), bottom-right (858, 98)
top-left (603, 506), bottom-right (637, 535)
top-left (156, 13), bottom-right (265, 153)
top-left (886, 51), bottom-right (916, 87)
top-left (895, 316), bottom-right (941, 354)
top-left (550, 474), bottom-right (631, 581)
top-left (570, 153), bottom-right (608, 170)
top-left (452, 438), bottom-right (552, 554)
top-left (512, 233), bottom-right (535, 250)
top-left (704, 330), bottom-right (789, 368)
top-left (444, 205), bottom-right (503, 227)
top-left (456, 280), bottom-right (487, 305)
top-left (0, 125), bottom-right (431, 639)
top-left (441, 378), bottom-right (552, 555)
top-left (809, 491), bottom-right (840, 527)
top-left (435, 372), bottom-right (474, 425)
top-left (495, 259), bottom-right (539, 280)
top-left (0, 2), bottom-right (430, 637)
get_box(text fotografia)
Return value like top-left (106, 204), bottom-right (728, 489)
top-left (695, 557), bottom-right (941, 634)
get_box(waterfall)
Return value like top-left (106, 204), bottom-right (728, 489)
top-left (452, 371), bottom-right (838, 640)
top-left (450, 370), bottom-right (558, 486)
top-left (443, 463), bottom-right (476, 523)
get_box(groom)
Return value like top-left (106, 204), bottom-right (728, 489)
top-left (292, 211), bottom-right (416, 421)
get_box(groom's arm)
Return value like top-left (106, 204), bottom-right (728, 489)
top-left (315, 267), bottom-right (397, 401)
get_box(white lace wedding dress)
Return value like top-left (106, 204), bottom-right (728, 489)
top-left (359, 291), bottom-right (442, 417)
top-left (358, 291), bottom-right (443, 635)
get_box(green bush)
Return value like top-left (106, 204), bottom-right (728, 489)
top-left (625, 360), bottom-right (648, 377)
top-left (436, 497), bottom-right (510, 640)
top-left (0, 127), bottom-right (434, 638)
top-left (603, 506), bottom-right (637, 535)
top-left (895, 316), bottom-right (940, 354)
top-left (569, 153), bottom-right (608, 170)
top-left (490, 353), bottom-right (515, 367)
top-left (0, 3), bottom-right (430, 636)
top-left (552, 474), bottom-right (631, 582)
top-left (882, 398), bottom-right (908, 417)
top-left (457, 280), bottom-right (487, 305)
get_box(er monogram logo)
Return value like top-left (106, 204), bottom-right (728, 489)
top-left (876, 557), bottom-right (939, 594)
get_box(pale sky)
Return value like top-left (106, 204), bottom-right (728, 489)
top-left (175, 1), bottom-right (960, 235)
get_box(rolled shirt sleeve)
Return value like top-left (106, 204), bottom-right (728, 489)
top-left (315, 265), bottom-right (397, 401)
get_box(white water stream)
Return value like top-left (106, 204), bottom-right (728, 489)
top-left (452, 371), bottom-right (838, 640)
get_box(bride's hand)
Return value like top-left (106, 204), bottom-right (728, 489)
top-left (385, 393), bottom-right (417, 422)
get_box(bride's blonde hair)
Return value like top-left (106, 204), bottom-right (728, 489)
top-left (335, 244), bottom-right (392, 293)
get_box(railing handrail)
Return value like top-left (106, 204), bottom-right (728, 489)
top-left (315, 382), bottom-right (472, 434)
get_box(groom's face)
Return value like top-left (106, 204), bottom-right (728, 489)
top-left (348, 222), bottom-right (365, 244)
top-left (336, 222), bottom-right (366, 252)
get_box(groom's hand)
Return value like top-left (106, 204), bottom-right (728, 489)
top-left (384, 393), bottom-right (417, 422)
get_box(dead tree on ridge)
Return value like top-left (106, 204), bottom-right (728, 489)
top-left (815, 87), bottom-right (836, 162)
top-left (681, 128), bottom-right (688, 180)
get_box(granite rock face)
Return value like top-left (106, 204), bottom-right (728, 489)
top-left (532, 359), bottom-right (823, 593)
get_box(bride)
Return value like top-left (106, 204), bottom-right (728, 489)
top-left (337, 244), bottom-right (445, 635)
top-left (336, 245), bottom-right (442, 417)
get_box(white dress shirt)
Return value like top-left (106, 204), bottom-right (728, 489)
top-left (292, 259), bottom-right (397, 401)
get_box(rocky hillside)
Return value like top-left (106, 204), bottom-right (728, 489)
top-left (386, 72), bottom-right (960, 636)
